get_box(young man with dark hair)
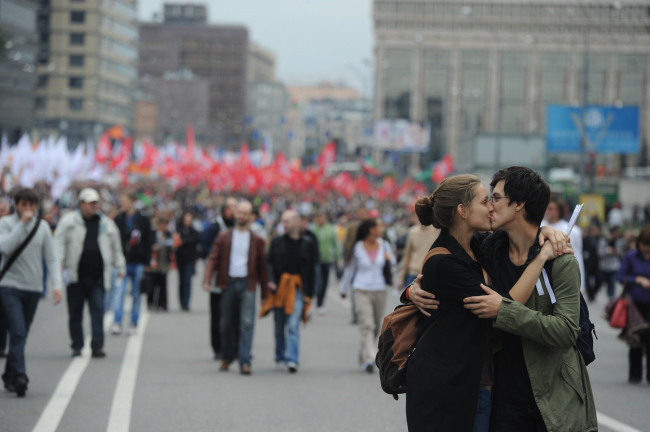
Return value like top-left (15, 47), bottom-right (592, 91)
top-left (408, 167), bottom-right (596, 431)
top-left (0, 188), bottom-right (63, 397)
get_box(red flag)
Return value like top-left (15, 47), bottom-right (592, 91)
top-left (95, 132), bottom-right (112, 164)
top-left (432, 154), bottom-right (454, 183)
top-left (110, 137), bottom-right (132, 171)
top-left (137, 139), bottom-right (158, 171)
top-left (316, 141), bottom-right (336, 173)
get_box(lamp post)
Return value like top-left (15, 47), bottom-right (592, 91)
top-left (578, 1), bottom-right (589, 196)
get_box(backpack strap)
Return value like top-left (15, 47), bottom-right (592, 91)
top-left (0, 217), bottom-right (42, 283)
top-left (535, 260), bottom-right (557, 304)
top-left (421, 247), bottom-right (451, 272)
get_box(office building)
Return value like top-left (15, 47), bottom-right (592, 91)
top-left (0, 0), bottom-right (38, 141)
top-left (373, 0), bottom-right (650, 173)
top-left (35, 0), bottom-right (138, 144)
top-left (139, 5), bottom-right (248, 147)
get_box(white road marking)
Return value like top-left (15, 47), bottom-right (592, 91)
top-left (598, 411), bottom-right (644, 432)
top-left (105, 310), bottom-right (149, 432)
top-left (31, 313), bottom-right (113, 432)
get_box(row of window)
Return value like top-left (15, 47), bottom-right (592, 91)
top-left (375, 2), bottom-right (649, 21)
top-left (101, 16), bottom-right (138, 41)
top-left (101, 37), bottom-right (137, 61)
top-left (376, 19), bottom-right (647, 34)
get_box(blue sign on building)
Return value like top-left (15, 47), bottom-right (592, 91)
top-left (546, 105), bottom-right (640, 154)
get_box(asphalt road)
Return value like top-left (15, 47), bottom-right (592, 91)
top-left (1, 262), bottom-right (648, 432)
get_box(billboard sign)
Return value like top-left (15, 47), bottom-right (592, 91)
top-left (373, 119), bottom-right (431, 152)
top-left (546, 105), bottom-right (640, 154)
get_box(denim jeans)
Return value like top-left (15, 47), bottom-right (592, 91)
top-left (0, 293), bottom-right (8, 354)
top-left (472, 386), bottom-right (492, 432)
top-left (220, 278), bottom-right (256, 366)
top-left (113, 263), bottom-right (144, 326)
top-left (178, 262), bottom-right (195, 310)
top-left (67, 276), bottom-right (105, 352)
top-left (210, 292), bottom-right (222, 356)
top-left (0, 287), bottom-right (41, 385)
top-left (602, 270), bottom-right (618, 299)
top-left (273, 289), bottom-right (303, 364)
top-left (105, 268), bottom-right (118, 312)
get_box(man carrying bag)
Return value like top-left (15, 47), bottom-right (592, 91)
top-left (0, 188), bottom-right (63, 398)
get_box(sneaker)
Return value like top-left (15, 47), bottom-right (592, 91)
top-left (127, 325), bottom-right (137, 336)
top-left (4, 382), bottom-right (15, 393)
top-left (317, 306), bottom-right (325, 316)
top-left (110, 323), bottom-right (122, 335)
top-left (71, 350), bottom-right (82, 357)
top-left (15, 377), bottom-right (27, 397)
top-left (287, 361), bottom-right (298, 373)
top-left (363, 362), bottom-right (374, 374)
top-left (275, 361), bottom-right (285, 371)
top-left (240, 364), bottom-right (252, 375)
top-left (219, 361), bottom-right (231, 371)
top-left (92, 350), bottom-right (106, 358)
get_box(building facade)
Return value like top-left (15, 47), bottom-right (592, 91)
top-left (0, 0), bottom-right (38, 142)
top-left (374, 0), bottom-right (650, 174)
top-left (138, 70), bottom-right (217, 144)
top-left (286, 84), bottom-right (371, 161)
top-left (139, 8), bottom-right (248, 147)
top-left (35, 0), bottom-right (138, 145)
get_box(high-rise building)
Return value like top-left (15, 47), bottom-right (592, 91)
top-left (245, 42), bottom-right (288, 154)
top-left (0, 0), bottom-right (38, 141)
top-left (248, 42), bottom-right (276, 83)
top-left (373, 0), bottom-right (650, 173)
top-left (139, 5), bottom-right (248, 147)
top-left (35, 0), bottom-right (138, 145)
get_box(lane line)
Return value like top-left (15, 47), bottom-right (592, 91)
top-left (32, 313), bottom-right (113, 432)
top-left (597, 411), bottom-right (644, 432)
top-left (105, 309), bottom-right (149, 432)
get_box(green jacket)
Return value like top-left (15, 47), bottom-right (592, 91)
top-left (312, 223), bottom-right (339, 264)
top-left (494, 254), bottom-right (597, 432)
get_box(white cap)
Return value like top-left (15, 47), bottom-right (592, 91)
top-left (78, 188), bottom-right (100, 203)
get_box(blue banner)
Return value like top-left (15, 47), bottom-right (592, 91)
top-left (546, 105), bottom-right (640, 154)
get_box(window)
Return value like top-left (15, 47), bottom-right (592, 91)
top-left (69, 33), bottom-right (85, 45)
top-left (68, 98), bottom-right (83, 111)
top-left (69, 76), bottom-right (84, 88)
top-left (37, 75), bottom-right (48, 88)
top-left (70, 11), bottom-right (85, 23)
top-left (69, 54), bottom-right (84, 67)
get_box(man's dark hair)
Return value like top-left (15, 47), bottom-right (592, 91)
top-left (490, 166), bottom-right (550, 226)
top-left (13, 188), bottom-right (39, 205)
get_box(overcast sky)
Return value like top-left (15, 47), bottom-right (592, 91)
top-left (138, 0), bottom-right (374, 93)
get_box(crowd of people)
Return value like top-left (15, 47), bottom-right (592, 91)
top-left (0, 173), bottom-right (649, 432)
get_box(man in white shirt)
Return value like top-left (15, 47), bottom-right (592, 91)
top-left (542, 194), bottom-right (586, 292)
top-left (202, 201), bottom-right (268, 375)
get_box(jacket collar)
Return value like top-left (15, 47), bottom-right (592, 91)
top-left (436, 228), bottom-right (481, 266)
